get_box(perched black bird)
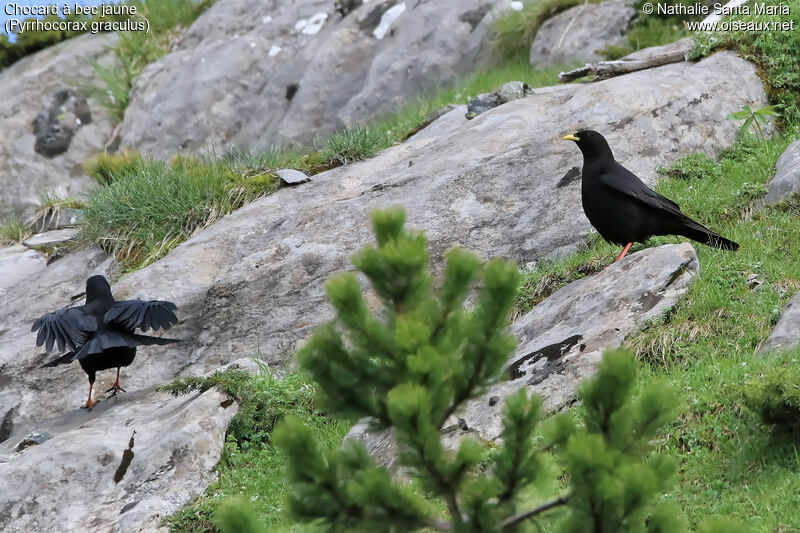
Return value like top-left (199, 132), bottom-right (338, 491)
top-left (34, 275), bottom-right (180, 409)
top-left (563, 130), bottom-right (739, 262)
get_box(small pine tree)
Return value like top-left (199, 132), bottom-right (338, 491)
top-left (216, 208), bottom-right (702, 532)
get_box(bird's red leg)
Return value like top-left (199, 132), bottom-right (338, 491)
top-left (83, 383), bottom-right (98, 410)
top-left (615, 242), bottom-right (633, 262)
top-left (106, 368), bottom-right (126, 397)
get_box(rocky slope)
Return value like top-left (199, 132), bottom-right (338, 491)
top-left (118, 0), bottom-right (508, 157)
top-left (1, 49), bottom-right (768, 443)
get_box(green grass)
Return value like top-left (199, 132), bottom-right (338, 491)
top-left (601, 16), bottom-right (690, 60)
top-left (515, 134), bottom-right (800, 530)
top-left (0, 216), bottom-right (32, 245)
top-left (319, 126), bottom-right (390, 166)
top-left (637, 348), bottom-right (800, 531)
top-left (160, 367), bottom-right (350, 533)
top-left (78, 155), bottom-right (280, 270)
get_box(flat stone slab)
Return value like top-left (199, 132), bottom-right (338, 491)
top-left (0, 244), bottom-right (47, 292)
top-left (0, 386), bottom-right (237, 533)
top-left (276, 168), bottom-right (311, 185)
top-left (22, 227), bottom-right (79, 248)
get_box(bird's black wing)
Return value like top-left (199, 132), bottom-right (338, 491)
top-left (31, 307), bottom-right (97, 352)
top-left (104, 300), bottom-right (179, 332)
top-left (600, 162), bottom-right (683, 216)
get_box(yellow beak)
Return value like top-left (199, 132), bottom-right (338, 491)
top-left (562, 134), bottom-right (580, 141)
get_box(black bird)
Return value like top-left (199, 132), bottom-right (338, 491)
top-left (34, 275), bottom-right (180, 409)
top-left (562, 130), bottom-right (739, 262)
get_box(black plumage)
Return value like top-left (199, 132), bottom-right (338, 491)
top-left (563, 130), bottom-right (739, 262)
top-left (35, 275), bottom-right (180, 409)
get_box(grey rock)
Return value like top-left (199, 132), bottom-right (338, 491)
top-left (119, 0), bottom-right (501, 157)
top-left (0, 33), bottom-right (118, 218)
top-left (758, 293), bottom-right (800, 354)
top-left (276, 168), bottom-right (311, 185)
top-left (348, 243), bottom-right (699, 465)
top-left (0, 387), bottom-right (237, 533)
top-left (2, 51), bottom-right (767, 442)
top-left (746, 273), bottom-right (762, 290)
top-left (466, 81), bottom-right (534, 119)
top-left (14, 431), bottom-right (53, 452)
top-left (0, 245), bottom-right (48, 292)
top-left (22, 228), bottom-right (79, 249)
top-left (764, 140), bottom-right (800, 205)
top-left (31, 207), bottom-right (82, 232)
top-left (451, 243), bottom-right (698, 441)
top-left (32, 89), bottom-right (92, 158)
top-left (530, 0), bottom-right (636, 66)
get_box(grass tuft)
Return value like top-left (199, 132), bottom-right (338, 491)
top-left (0, 217), bottom-right (32, 245)
top-left (78, 155), bottom-right (279, 271)
top-left (28, 190), bottom-right (85, 231)
top-left (319, 125), bottom-right (389, 166)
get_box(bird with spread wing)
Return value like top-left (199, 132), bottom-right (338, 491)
top-left (34, 275), bottom-right (181, 409)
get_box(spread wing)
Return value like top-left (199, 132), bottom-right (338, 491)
top-left (31, 307), bottom-right (97, 352)
top-left (600, 162), bottom-right (683, 216)
top-left (104, 300), bottom-right (179, 332)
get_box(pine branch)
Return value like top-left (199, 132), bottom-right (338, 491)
top-left (498, 495), bottom-right (570, 530)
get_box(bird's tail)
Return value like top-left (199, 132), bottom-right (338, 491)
top-left (131, 334), bottom-right (184, 346)
top-left (40, 352), bottom-right (76, 368)
top-left (679, 220), bottom-right (739, 251)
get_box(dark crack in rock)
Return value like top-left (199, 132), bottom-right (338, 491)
top-left (508, 334), bottom-right (584, 383)
top-left (114, 431), bottom-right (136, 483)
